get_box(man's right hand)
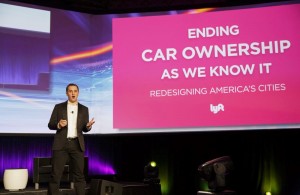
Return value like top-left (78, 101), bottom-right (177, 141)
top-left (58, 119), bottom-right (68, 129)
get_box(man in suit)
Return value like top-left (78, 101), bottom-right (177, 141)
top-left (48, 83), bottom-right (95, 195)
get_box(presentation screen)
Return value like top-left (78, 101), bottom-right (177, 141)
top-left (113, 3), bottom-right (300, 130)
top-left (0, 0), bottom-right (299, 134)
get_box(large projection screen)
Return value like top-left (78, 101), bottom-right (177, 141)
top-left (0, 0), bottom-right (299, 134)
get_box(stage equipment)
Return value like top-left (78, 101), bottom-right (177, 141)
top-left (198, 156), bottom-right (234, 193)
top-left (143, 161), bottom-right (160, 184)
top-left (89, 179), bottom-right (162, 195)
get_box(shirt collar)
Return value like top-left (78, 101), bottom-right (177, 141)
top-left (67, 100), bottom-right (78, 106)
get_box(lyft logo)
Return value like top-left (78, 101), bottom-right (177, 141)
top-left (210, 104), bottom-right (224, 114)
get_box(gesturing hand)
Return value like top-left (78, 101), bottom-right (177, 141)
top-left (87, 118), bottom-right (95, 129)
top-left (59, 119), bottom-right (68, 128)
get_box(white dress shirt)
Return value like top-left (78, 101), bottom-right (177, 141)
top-left (67, 101), bottom-right (78, 138)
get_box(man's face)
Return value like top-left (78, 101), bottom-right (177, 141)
top-left (66, 85), bottom-right (79, 103)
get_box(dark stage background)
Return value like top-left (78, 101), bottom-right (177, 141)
top-left (1, 130), bottom-right (300, 195)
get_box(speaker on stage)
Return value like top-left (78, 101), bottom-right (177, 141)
top-left (89, 179), bottom-right (162, 195)
top-left (197, 190), bottom-right (237, 195)
top-left (89, 179), bottom-right (123, 195)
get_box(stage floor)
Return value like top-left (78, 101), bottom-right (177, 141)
top-left (0, 186), bottom-right (92, 195)
top-left (0, 183), bottom-right (90, 195)
top-left (0, 179), bottom-right (161, 195)
top-left (0, 188), bottom-right (80, 195)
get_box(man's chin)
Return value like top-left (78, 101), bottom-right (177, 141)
top-left (69, 99), bottom-right (77, 103)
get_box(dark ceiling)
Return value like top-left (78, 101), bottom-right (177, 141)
top-left (7, 0), bottom-right (292, 14)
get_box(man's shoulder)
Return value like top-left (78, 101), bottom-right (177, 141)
top-left (55, 101), bottom-right (68, 107)
top-left (78, 102), bottom-right (88, 109)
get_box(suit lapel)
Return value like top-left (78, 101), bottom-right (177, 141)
top-left (77, 103), bottom-right (82, 131)
top-left (62, 101), bottom-right (68, 120)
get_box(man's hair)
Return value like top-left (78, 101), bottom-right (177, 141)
top-left (66, 83), bottom-right (79, 92)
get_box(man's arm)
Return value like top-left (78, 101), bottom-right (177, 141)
top-left (81, 106), bottom-right (95, 132)
top-left (48, 104), bottom-right (59, 130)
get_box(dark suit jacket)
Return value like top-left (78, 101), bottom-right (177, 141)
top-left (48, 101), bottom-right (90, 151)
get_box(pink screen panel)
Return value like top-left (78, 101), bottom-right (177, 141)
top-left (113, 4), bottom-right (300, 129)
